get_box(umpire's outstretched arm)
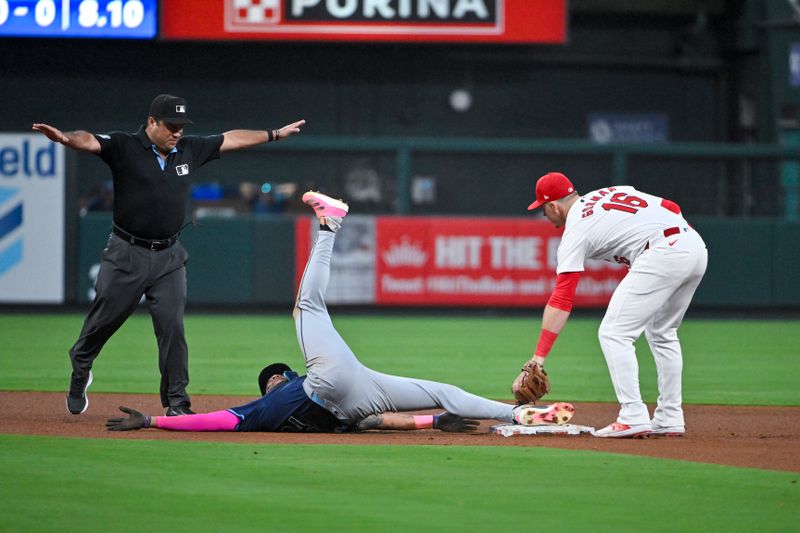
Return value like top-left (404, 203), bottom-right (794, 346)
top-left (32, 123), bottom-right (101, 153)
top-left (220, 119), bottom-right (305, 152)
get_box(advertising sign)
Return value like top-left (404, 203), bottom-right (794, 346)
top-left (162, 0), bottom-right (567, 44)
top-left (0, 134), bottom-right (64, 303)
top-left (295, 215), bottom-right (377, 304)
top-left (0, 0), bottom-right (157, 39)
top-left (588, 113), bottom-right (669, 144)
top-left (295, 216), bottom-right (626, 307)
top-left (374, 217), bottom-right (625, 306)
top-left (790, 43), bottom-right (800, 87)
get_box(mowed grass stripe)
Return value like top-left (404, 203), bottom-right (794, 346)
top-left (0, 314), bottom-right (798, 405)
top-left (0, 435), bottom-right (798, 532)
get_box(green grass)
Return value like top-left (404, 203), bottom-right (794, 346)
top-left (0, 313), bottom-right (798, 405)
top-left (1, 313), bottom-right (799, 532)
top-left (1, 435), bottom-right (798, 533)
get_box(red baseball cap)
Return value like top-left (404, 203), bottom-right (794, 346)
top-left (527, 172), bottom-right (575, 210)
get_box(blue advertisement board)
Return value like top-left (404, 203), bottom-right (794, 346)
top-left (0, 0), bottom-right (156, 39)
top-left (0, 134), bottom-right (64, 303)
top-left (790, 43), bottom-right (800, 87)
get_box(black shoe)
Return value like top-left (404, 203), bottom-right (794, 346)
top-left (66, 371), bottom-right (93, 415)
top-left (166, 404), bottom-right (195, 416)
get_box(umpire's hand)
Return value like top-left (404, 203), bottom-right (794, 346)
top-left (433, 412), bottom-right (480, 433)
top-left (106, 406), bottom-right (149, 431)
top-left (32, 123), bottom-right (69, 144)
top-left (276, 119), bottom-right (305, 140)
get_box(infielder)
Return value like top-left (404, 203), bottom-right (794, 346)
top-left (512, 172), bottom-right (707, 438)
top-left (107, 191), bottom-right (575, 433)
top-left (34, 94), bottom-right (305, 417)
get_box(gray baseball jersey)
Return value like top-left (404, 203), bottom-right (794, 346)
top-left (294, 230), bottom-right (515, 423)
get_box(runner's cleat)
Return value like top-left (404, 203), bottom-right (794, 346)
top-left (513, 402), bottom-right (575, 426)
top-left (302, 191), bottom-right (349, 220)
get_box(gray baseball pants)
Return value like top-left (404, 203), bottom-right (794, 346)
top-left (68, 233), bottom-right (191, 408)
top-left (295, 229), bottom-right (514, 423)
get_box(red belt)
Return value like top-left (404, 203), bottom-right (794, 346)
top-left (644, 226), bottom-right (680, 250)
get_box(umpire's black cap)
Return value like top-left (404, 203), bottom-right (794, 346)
top-left (149, 94), bottom-right (194, 125)
top-left (258, 363), bottom-right (292, 396)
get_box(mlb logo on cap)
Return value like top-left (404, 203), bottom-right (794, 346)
top-left (149, 94), bottom-right (194, 125)
top-left (527, 172), bottom-right (575, 210)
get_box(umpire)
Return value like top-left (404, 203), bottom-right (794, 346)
top-left (33, 94), bottom-right (305, 416)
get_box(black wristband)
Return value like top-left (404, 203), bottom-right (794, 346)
top-left (267, 129), bottom-right (274, 142)
top-left (275, 128), bottom-right (280, 140)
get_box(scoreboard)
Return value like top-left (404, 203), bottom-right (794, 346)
top-left (0, 0), bottom-right (156, 38)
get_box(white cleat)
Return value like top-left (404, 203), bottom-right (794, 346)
top-left (593, 422), bottom-right (652, 438)
top-left (650, 424), bottom-right (685, 437)
top-left (513, 402), bottom-right (575, 426)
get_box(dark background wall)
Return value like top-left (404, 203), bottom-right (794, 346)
top-left (2, 0), bottom-right (798, 307)
top-left (2, 15), bottom-right (729, 140)
top-left (74, 213), bottom-right (800, 308)
top-left (1, 3), bottom-right (748, 215)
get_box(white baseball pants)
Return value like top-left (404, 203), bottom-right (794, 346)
top-left (598, 226), bottom-right (707, 428)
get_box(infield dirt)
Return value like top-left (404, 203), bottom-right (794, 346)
top-left (1, 391), bottom-right (797, 473)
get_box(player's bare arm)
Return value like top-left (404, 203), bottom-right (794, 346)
top-left (220, 119), bottom-right (305, 152)
top-left (356, 412), bottom-right (479, 433)
top-left (32, 123), bottom-right (101, 153)
top-left (108, 407), bottom-right (481, 433)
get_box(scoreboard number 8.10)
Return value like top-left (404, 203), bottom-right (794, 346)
top-left (0, 0), bottom-right (155, 38)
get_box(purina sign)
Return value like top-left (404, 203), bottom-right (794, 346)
top-left (0, 134), bottom-right (64, 303)
top-left (162, 0), bottom-right (566, 44)
top-left (245, 0), bottom-right (497, 24)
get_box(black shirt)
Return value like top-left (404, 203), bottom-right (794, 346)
top-left (94, 126), bottom-right (223, 239)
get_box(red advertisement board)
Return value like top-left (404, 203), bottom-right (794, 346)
top-left (375, 217), bottom-right (624, 306)
top-left (161, 0), bottom-right (566, 44)
top-left (295, 216), bottom-right (627, 307)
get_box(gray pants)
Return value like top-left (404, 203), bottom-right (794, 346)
top-left (294, 230), bottom-right (514, 423)
top-left (69, 234), bottom-right (190, 408)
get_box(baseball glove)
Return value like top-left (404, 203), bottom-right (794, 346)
top-left (512, 361), bottom-right (550, 404)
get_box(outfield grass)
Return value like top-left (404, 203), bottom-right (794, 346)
top-left (1, 313), bottom-right (798, 532)
top-left (1, 435), bottom-right (798, 533)
top-left (0, 313), bottom-right (798, 405)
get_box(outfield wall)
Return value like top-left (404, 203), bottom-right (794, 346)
top-left (74, 213), bottom-right (798, 309)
